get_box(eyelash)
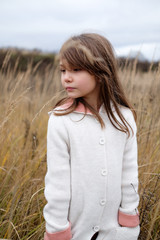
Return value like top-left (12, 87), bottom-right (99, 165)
top-left (60, 69), bottom-right (65, 73)
top-left (60, 69), bottom-right (81, 73)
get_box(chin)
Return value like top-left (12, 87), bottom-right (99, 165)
top-left (67, 94), bottom-right (80, 98)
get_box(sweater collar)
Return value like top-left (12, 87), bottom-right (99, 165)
top-left (48, 99), bottom-right (110, 116)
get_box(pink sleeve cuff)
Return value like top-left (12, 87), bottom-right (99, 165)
top-left (44, 222), bottom-right (72, 240)
top-left (118, 210), bottom-right (139, 227)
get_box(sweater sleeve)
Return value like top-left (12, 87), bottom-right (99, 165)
top-left (118, 111), bottom-right (140, 228)
top-left (43, 113), bottom-right (72, 240)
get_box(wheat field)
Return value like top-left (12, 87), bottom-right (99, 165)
top-left (0, 52), bottom-right (160, 240)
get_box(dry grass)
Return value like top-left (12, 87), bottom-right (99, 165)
top-left (0, 53), bottom-right (160, 239)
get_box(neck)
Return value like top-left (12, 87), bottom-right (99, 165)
top-left (83, 97), bottom-right (102, 112)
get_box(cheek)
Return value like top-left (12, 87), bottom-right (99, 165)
top-left (81, 78), bottom-right (96, 91)
top-left (78, 79), bottom-right (87, 90)
top-left (86, 80), bottom-right (95, 89)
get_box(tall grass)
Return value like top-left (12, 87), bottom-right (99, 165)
top-left (0, 52), bottom-right (160, 239)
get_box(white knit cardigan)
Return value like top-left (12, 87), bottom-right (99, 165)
top-left (43, 101), bottom-right (140, 240)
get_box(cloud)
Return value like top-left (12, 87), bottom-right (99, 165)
top-left (0, 0), bottom-right (160, 60)
top-left (115, 42), bottom-right (160, 61)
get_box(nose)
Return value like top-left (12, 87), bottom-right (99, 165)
top-left (63, 71), bottom-right (73, 83)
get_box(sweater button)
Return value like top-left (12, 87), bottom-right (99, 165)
top-left (99, 138), bottom-right (105, 145)
top-left (100, 199), bottom-right (106, 206)
top-left (93, 226), bottom-right (100, 232)
top-left (101, 169), bottom-right (107, 176)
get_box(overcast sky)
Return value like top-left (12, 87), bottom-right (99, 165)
top-left (1, 0), bottom-right (160, 61)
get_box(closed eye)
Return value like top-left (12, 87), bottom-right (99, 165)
top-left (73, 69), bottom-right (81, 72)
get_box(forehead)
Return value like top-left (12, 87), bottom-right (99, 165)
top-left (59, 59), bottom-right (69, 67)
top-left (59, 59), bottom-right (77, 69)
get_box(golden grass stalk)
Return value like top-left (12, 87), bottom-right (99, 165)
top-left (0, 53), bottom-right (160, 239)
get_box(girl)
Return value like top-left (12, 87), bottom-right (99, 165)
top-left (43, 33), bottom-right (140, 240)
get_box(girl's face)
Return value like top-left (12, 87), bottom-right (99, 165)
top-left (60, 60), bottom-right (100, 106)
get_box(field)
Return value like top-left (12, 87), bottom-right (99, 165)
top-left (0, 52), bottom-right (160, 239)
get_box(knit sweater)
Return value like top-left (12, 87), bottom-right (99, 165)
top-left (43, 101), bottom-right (140, 240)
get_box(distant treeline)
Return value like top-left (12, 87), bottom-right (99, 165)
top-left (118, 57), bottom-right (159, 72)
top-left (0, 48), bottom-right (159, 73)
top-left (0, 48), bottom-right (56, 74)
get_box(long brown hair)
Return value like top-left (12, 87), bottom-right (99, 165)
top-left (54, 33), bottom-right (136, 136)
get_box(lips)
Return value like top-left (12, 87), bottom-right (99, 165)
top-left (66, 87), bottom-right (75, 91)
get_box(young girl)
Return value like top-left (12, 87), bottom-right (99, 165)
top-left (43, 33), bottom-right (140, 240)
